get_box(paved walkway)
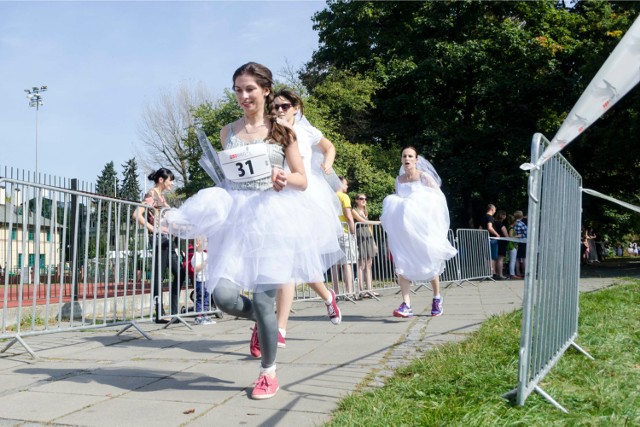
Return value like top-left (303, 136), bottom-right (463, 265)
top-left (0, 277), bottom-right (625, 427)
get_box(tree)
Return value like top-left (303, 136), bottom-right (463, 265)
top-left (302, 0), bottom-right (640, 228)
top-left (136, 81), bottom-right (215, 188)
top-left (96, 161), bottom-right (118, 198)
top-left (120, 158), bottom-right (142, 202)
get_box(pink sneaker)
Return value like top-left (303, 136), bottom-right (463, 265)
top-left (325, 289), bottom-right (342, 325)
top-left (251, 374), bottom-right (279, 400)
top-left (250, 323), bottom-right (261, 358)
top-left (277, 330), bottom-right (286, 348)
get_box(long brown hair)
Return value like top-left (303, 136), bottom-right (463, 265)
top-left (232, 62), bottom-right (296, 147)
top-left (354, 193), bottom-right (369, 219)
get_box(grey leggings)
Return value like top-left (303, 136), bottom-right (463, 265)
top-left (212, 279), bottom-right (277, 369)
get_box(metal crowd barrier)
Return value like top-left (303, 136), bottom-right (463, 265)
top-left (293, 223), bottom-right (492, 305)
top-left (1, 178), bottom-right (157, 358)
top-left (1, 175), bottom-right (498, 357)
top-left (505, 133), bottom-right (589, 413)
top-left (456, 229), bottom-right (493, 283)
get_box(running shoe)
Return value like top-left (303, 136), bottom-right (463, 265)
top-left (431, 297), bottom-right (444, 317)
top-left (277, 331), bottom-right (286, 348)
top-left (325, 289), bottom-right (342, 325)
top-left (393, 302), bottom-right (413, 318)
top-left (251, 374), bottom-right (279, 400)
top-left (194, 316), bottom-right (215, 325)
top-left (250, 323), bottom-right (261, 358)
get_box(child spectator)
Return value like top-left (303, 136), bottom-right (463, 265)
top-left (192, 237), bottom-right (214, 325)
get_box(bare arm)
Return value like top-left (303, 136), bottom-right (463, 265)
top-left (351, 208), bottom-right (365, 223)
top-left (317, 137), bottom-right (336, 173)
top-left (135, 197), bottom-right (155, 233)
top-left (487, 222), bottom-right (500, 237)
top-left (275, 138), bottom-right (307, 191)
top-left (343, 207), bottom-right (355, 234)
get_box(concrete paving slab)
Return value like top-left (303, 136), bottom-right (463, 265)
top-left (0, 274), bottom-right (627, 426)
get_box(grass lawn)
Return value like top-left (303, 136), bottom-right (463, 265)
top-left (327, 281), bottom-right (640, 426)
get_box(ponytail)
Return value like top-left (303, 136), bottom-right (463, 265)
top-left (148, 167), bottom-right (175, 183)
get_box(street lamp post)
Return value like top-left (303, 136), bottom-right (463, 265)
top-left (24, 85), bottom-right (48, 178)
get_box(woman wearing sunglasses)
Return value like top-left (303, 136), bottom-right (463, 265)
top-left (352, 193), bottom-right (379, 298)
top-left (249, 88), bottom-right (345, 351)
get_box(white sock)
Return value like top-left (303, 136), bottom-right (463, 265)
top-left (324, 293), bottom-right (333, 305)
top-left (278, 328), bottom-right (286, 338)
top-left (260, 364), bottom-right (276, 376)
top-left (434, 294), bottom-right (441, 300)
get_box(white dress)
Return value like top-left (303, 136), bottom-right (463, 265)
top-left (292, 121), bottom-right (343, 234)
top-left (163, 129), bottom-right (342, 293)
top-left (380, 172), bottom-right (457, 281)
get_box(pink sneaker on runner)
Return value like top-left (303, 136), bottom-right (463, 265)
top-left (250, 323), bottom-right (261, 358)
top-left (251, 374), bottom-right (279, 400)
top-left (325, 289), bottom-right (342, 325)
top-left (277, 330), bottom-right (286, 348)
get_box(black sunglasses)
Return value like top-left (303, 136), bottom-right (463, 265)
top-left (274, 103), bottom-right (293, 112)
top-left (357, 197), bottom-right (367, 200)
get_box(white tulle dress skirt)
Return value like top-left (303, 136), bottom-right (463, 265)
top-left (164, 185), bottom-right (343, 293)
top-left (380, 186), bottom-right (457, 282)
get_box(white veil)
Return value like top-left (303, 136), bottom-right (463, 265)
top-left (399, 155), bottom-right (442, 187)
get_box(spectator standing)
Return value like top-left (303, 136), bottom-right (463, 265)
top-left (514, 210), bottom-right (528, 276)
top-left (191, 237), bottom-right (214, 325)
top-left (135, 167), bottom-right (181, 324)
top-left (479, 204), bottom-right (500, 276)
top-left (331, 176), bottom-right (356, 297)
top-left (494, 210), bottom-right (509, 280)
top-left (506, 215), bottom-right (520, 279)
top-left (352, 193), bottom-right (379, 298)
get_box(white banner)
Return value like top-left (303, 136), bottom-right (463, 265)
top-left (522, 15), bottom-right (640, 171)
top-left (582, 188), bottom-right (640, 214)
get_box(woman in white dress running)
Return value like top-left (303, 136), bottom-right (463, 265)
top-left (381, 146), bottom-right (457, 318)
top-left (164, 62), bottom-right (340, 400)
top-left (250, 88), bottom-right (343, 354)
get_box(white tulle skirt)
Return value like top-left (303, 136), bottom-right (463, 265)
top-left (306, 166), bottom-right (343, 232)
top-left (380, 188), bottom-right (457, 282)
top-left (164, 185), bottom-right (343, 293)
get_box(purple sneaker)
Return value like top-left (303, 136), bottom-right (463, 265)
top-left (431, 297), bottom-right (443, 317)
top-left (393, 302), bottom-right (413, 318)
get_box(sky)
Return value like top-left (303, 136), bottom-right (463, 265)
top-left (0, 0), bottom-right (326, 188)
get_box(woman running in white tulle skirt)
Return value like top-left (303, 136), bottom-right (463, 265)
top-left (381, 146), bottom-right (457, 319)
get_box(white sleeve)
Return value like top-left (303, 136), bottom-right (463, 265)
top-left (307, 126), bottom-right (323, 146)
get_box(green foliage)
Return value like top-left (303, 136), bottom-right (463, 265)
top-left (327, 280), bottom-right (640, 425)
top-left (95, 161), bottom-right (118, 198)
top-left (304, 0), bottom-right (640, 230)
top-left (119, 158), bottom-right (142, 202)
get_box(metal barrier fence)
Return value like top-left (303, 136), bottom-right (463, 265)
top-left (455, 229), bottom-right (493, 283)
top-left (2, 176), bottom-right (497, 356)
top-left (0, 178), bottom-right (159, 357)
top-left (293, 223), bottom-right (492, 303)
top-left (506, 133), bottom-right (589, 413)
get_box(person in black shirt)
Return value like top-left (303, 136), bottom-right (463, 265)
top-left (479, 204), bottom-right (500, 278)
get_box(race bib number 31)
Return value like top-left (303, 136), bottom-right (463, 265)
top-left (219, 144), bottom-right (272, 183)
